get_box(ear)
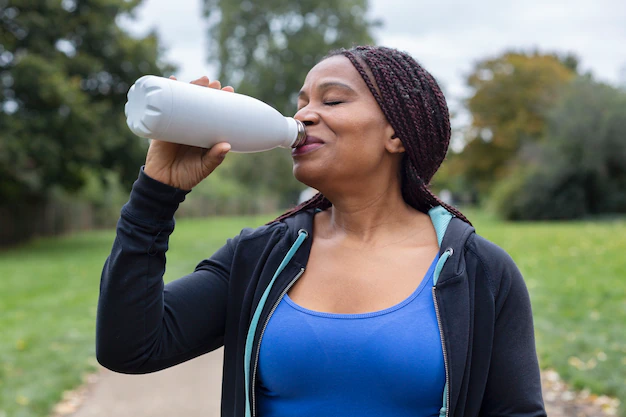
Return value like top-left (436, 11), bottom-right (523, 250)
top-left (385, 126), bottom-right (405, 154)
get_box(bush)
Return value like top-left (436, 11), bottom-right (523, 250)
top-left (489, 164), bottom-right (589, 221)
top-left (489, 77), bottom-right (626, 220)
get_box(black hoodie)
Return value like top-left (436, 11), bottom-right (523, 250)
top-left (97, 169), bottom-right (546, 417)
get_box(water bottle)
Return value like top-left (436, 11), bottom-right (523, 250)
top-left (124, 75), bottom-right (307, 153)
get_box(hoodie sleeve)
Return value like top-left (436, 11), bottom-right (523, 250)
top-left (479, 246), bottom-right (546, 417)
top-left (96, 168), bottom-right (235, 374)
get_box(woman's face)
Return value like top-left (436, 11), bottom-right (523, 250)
top-left (292, 55), bottom-right (402, 192)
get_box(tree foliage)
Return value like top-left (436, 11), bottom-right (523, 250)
top-left (0, 0), bottom-right (173, 202)
top-left (452, 51), bottom-right (576, 196)
top-left (202, 0), bottom-right (377, 205)
top-left (489, 76), bottom-right (626, 220)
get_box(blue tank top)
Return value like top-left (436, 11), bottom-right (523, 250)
top-left (257, 255), bottom-right (445, 417)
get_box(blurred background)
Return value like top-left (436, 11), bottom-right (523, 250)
top-left (1, 0), bottom-right (625, 416)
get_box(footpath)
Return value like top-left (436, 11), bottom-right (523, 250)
top-left (51, 349), bottom-right (619, 417)
top-left (52, 350), bottom-right (224, 417)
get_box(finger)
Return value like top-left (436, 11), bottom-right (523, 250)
top-left (208, 80), bottom-right (222, 90)
top-left (202, 142), bottom-right (231, 171)
top-left (222, 86), bottom-right (235, 93)
top-left (210, 142), bottom-right (231, 158)
top-left (191, 76), bottom-right (210, 87)
top-left (169, 75), bottom-right (177, 81)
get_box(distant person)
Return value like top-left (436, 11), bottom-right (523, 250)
top-left (298, 186), bottom-right (318, 204)
top-left (439, 188), bottom-right (454, 206)
top-left (97, 46), bottom-right (545, 417)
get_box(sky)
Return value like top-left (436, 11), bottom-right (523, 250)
top-left (119, 0), bottom-right (626, 134)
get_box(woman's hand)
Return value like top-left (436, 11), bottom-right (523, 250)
top-left (143, 76), bottom-right (235, 191)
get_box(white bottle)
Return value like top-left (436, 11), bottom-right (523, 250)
top-left (124, 75), bottom-right (306, 153)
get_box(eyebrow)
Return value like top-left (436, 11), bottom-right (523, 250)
top-left (298, 81), bottom-right (356, 100)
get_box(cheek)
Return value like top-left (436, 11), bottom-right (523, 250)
top-left (334, 112), bottom-right (389, 156)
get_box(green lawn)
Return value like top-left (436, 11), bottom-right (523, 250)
top-left (0, 215), bottom-right (270, 417)
top-left (0, 211), bottom-right (624, 416)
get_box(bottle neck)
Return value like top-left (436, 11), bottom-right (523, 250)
top-left (292, 119), bottom-right (307, 147)
top-left (283, 118), bottom-right (307, 149)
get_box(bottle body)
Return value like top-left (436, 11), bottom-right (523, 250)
top-left (125, 75), bottom-right (306, 153)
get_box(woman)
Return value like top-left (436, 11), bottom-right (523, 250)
top-left (97, 46), bottom-right (546, 417)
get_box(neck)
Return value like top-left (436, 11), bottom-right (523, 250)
top-left (318, 178), bottom-right (431, 246)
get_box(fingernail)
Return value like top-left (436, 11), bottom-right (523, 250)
top-left (219, 148), bottom-right (230, 159)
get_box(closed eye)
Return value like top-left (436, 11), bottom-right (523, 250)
top-left (324, 101), bottom-right (343, 106)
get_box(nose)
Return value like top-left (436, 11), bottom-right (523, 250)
top-left (294, 105), bottom-right (319, 127)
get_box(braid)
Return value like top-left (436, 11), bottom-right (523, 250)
top-left (273, 45), bottom-right (470, 226)
top-left (341, 50), bottom-right (387, 117)
top-left (403, 159), bottom-right (471, 224)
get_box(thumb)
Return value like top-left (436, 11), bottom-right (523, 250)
top-left (202, 142), bottom-right (231, 173)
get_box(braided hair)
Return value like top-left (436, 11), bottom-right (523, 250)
top-left (274, 45), bottom-right (470, 224)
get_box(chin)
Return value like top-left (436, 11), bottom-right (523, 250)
top-left (292, 160), bottom-right (326, 190)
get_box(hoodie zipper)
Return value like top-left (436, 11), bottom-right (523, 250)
top-left (433, 286), bottom-right (450, 417)
top-left (433, 247), bottom-right (453, 417)
top-left (251, 267), bottom-right (305, 417)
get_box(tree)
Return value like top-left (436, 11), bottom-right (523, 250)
top-left (451, 51), bottom-right (576, 197)
top-left (202, 0), bottom-right (378, 206)
top-left (0, 0), bottom-right (173, 203)
top-left (489, 76), bottom-right (626, 220)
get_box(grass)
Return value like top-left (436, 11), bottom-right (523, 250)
top-left (0, 210), bottom-right (624, 416)
top-left (0, 215), bottom-right (270, 417)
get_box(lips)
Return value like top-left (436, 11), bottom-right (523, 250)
top-left (292, 135), bottom-right (325, 156)
top-left (301, 136), bottom-right (324, 146)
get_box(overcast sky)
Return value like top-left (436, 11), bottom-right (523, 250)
top-left (120, 0), bottom-right (626, 128)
